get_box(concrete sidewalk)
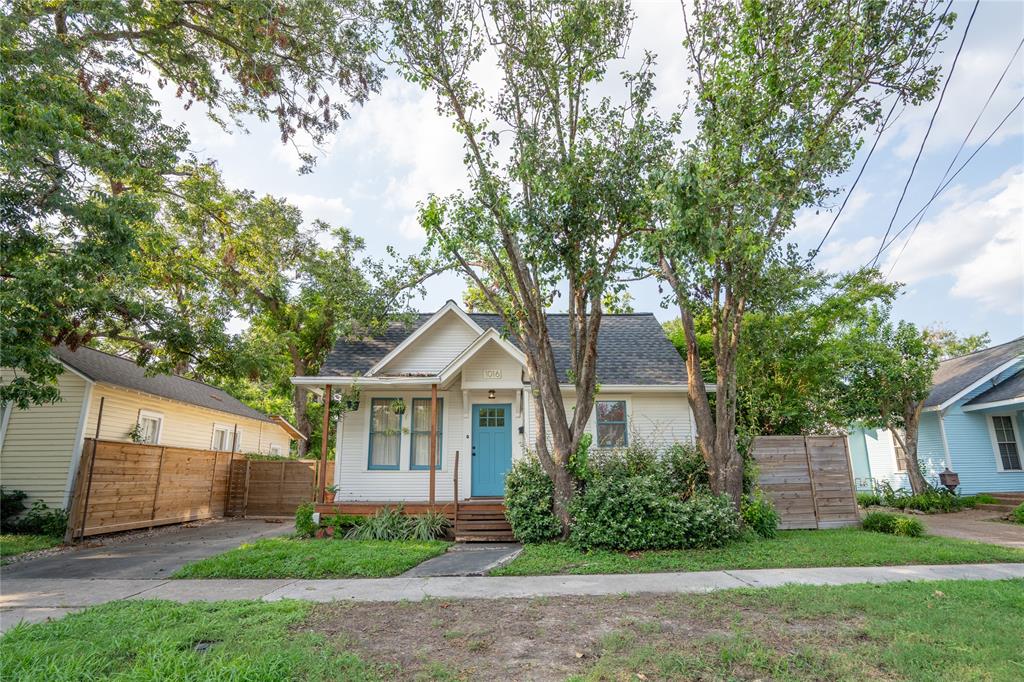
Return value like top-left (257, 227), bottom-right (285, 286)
top-left (3, 562), bottom-right (1022, 632)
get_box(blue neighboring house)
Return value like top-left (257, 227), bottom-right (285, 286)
top-left (849, 336), bottom-right (1024, 495)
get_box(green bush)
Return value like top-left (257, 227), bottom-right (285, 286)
top-left (569, 473), bottom-right (683, 551)
top-left (1, 487), bottom-right (28, 533)
top-left (504, 457), bottom-right (563, 543)
top-left (1012, 503), bottom-right (1024, 525)
top-left (678, 493), bottom-right (741, 549)
top-left (862, 511), bottom-right (924, 537)
top-left (13, 500), bottom-right (68, 537)
top-left (294, 502), bottom-right (316, 538)
top-left (319, 513), bottom-right (362, 537)
top-left (857, 491), bottom-right (882, 507)
top-left (345, 506), bottom-right (413, 540)
top-left (741, 491), bottom-right (779, 539)
top-left (410, 510), bottom-right (451, 541)
top-left (877, 483), bottom-right (969, 513)
top-left (663, 443), bottom-right (710, 498)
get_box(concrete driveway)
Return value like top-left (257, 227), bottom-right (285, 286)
top-left (2, 519), bottom-right (294, 579)
top-left (913, 509), bottom-right (1024, 549)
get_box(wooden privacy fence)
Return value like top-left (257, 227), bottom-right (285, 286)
top-left (751, 435), bottom-right (859, 530)
top-left (66, 439), bottom-right (238, 541)
top-left (225, 459), bottom-right (331, 517)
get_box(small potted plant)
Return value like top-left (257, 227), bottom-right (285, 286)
top-left (340, 384), bottom-right (361, 412)
top-left (390, 398), bottom-right (406, 415)
top-left (324, 484), bottom-right (340, 505)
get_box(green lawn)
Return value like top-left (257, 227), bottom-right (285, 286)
top-left (2, 580), bottom-right (1021, 680)
top-left (0, 534), bottom-right (61, 563)
top-left (171, 537), bottom-right (450, 579)
top-left (492, 528), bottom-right (1024, 576)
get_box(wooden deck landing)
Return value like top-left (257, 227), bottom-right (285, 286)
top-left (314, 499), bottom-right (513, 542)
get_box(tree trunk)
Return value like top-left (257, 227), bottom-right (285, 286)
top-left (894, 402), bottom-right (928, 494)
top-left (294, 390), bottom-right (311, 457)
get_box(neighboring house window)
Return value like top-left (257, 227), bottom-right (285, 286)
top-left (410, 398), bottom-right (443, 470)
top-left (892, 429), bottom-right (909, 472)
top-left (368, 398), bottom-right (401, 470)
top-left (269, 444), bottom-right (282, 456)
top-left (137, 411), bottom-right (162, 444)
top-left (596, 400), bottom-right (627, 448)
top-left (991, 416), bottom-right (1022, 471)
top-left (212, 425), bottom-right (235, 452)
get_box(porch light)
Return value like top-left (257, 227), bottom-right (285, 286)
top-left (488, 390), bottom-right (496, 400)
top-left (938, 468), bottom-right (959, 493)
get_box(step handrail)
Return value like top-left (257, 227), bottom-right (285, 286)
top-left (453, 450), bottom-right (460, 529)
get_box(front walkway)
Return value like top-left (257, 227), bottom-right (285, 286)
top-left (910, 509), bottom-right (1024, 549)
top-left (3, 562), bottom-right (1022, 632)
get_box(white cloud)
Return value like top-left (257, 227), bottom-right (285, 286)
top-left (791, 190), bottom-right (873, 245)
top-left (285, 193), bottom-right (351, 226)
top-left (881, 167), bottom-right (1023, 311)
top-left (272, 128), bottom-right (338, 173)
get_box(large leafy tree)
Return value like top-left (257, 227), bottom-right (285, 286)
top-left (665, 262), bottom-right (900, 439)
top-left (1, 0), bottom-right (381, 408)
top-left (649, 0), bottom-right (952, 507)
top-left (386, 0), bottom-right (675, 533)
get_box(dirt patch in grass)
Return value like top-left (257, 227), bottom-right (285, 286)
top-left (300, 593), bottom-right (874, 681)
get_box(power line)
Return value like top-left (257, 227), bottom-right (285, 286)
top-left (886, 36), bottom-right (1024, 276)
top-left (810, 0), bottom-right (955, 259)
top-left (869, 0), bottom-right (980, 268)
top-left (873, 93), bottom-right (1024, 266)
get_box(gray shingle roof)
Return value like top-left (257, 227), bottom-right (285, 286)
top-left (55, 345), bottom-right (274, 423)
top-left (924, 336), bottom-right (1024, 408)
top-left (964, 369), bottom-right (1024, 406)
top-left (322, 312), bottom-right (688, 385)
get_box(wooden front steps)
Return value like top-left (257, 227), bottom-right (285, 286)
top-left (977, 492), bottom-right (1024, 513)
top-left (455, 499), bottom-right (514, 542)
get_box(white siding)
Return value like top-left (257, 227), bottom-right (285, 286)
top-left (0, 367), bottom-right (89, 508)
top-left (379, 314), bottom-right (480, 375)
top-left (460, 341), bottom-right (525, 389)
top-left (85, 383), bottom-right (292, 455)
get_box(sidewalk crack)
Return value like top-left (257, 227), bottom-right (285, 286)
top-left (722, 570), bottom-right (755, 587)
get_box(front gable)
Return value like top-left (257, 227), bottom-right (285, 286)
top-left (372, 304), bottom-right (483, 377)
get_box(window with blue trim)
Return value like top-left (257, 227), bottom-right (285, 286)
top-left (410, 398), bottom-right (442, 470)
top-left (596, 400), bottom-right (627, 448)
top-left (368, 398), bottom-right (401, 469)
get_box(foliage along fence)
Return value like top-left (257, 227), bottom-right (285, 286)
top-left (65, 439), bottom-right (238, 541)
top-left (751, 435), bottom-right (859, 530)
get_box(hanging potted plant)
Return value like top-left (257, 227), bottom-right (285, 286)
top-left (390, 398), bottom-right (406, 415)
top-left (341, 385), bottom-right (361, 412)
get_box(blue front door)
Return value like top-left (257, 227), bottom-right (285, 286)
top-left (471, 404), bottom-right (512, 497)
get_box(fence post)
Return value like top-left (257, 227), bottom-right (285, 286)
top-left (242, 459), bottom-right (252, 517)
top-left (279, 459), bottom-right (287, 513)
top-left (207, 451), bottom-right (219, 515)
top-left (802, 436), bottom-right (821, 528)
top-left (149, 446), bottom-right (167, 528)
top-left (64, 438), bottom-right (98, 544)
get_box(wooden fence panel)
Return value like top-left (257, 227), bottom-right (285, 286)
top-left (751, 435), bottom-right (859, 530)
top-left (69, 439), bottom-right (238, 538)
top-left (225, 459), bottom-right (320, 517)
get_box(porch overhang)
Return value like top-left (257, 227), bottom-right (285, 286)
top-left (960, 397), bottom-right (1024, 413)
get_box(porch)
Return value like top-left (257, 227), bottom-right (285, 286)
top-left (315, 498), bottom-right (513, 542)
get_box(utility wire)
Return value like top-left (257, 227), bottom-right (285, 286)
top-left (810, 0), bottom-right (955, 259)
top-left (886, 36), bottom-right (1024, 276)
top-left (873, 92), bottom-right (1024, 265)
top-left (869, 0), bottom-right (980, 268)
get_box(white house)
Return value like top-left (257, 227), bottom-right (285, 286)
top-left (293, 301), bottom-right (698, 508)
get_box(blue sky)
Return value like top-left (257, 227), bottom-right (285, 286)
top-left (164, 0), bottom-right (1024, 344)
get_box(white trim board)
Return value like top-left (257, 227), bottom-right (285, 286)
top-left (924, 357), bottom-right (1023, 412)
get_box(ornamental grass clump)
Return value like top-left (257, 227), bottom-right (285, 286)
top-left (862, 511), bottom-right (924, 537)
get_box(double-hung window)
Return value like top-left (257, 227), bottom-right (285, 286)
top-left (596, 400), bottom-right (627, 448)
top-left (410, 398), bottom-right (443, 470)
top-left (212, 425), bottom-right (236, 452)
top-left (892, 428), bottom-right (909, 472)
top-left (368, 398), bottom-right (401, 469)
top-left (137, 411), bottom-right (163, 444)
top-left (991, 416), bottom-right (1023, 471)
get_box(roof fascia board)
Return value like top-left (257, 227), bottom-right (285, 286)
top-left (55, 358), bottom-right (95, 384)
top-left (365, 302), bottom-right (484, 377)
top-left (926, 357), bottom-right (1024, 412)
top-left (960, 396), bottom-right (1024, 412)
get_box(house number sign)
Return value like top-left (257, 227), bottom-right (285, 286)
top-left (484, 369), bottom-right (503, 379)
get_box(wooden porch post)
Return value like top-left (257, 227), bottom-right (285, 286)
top-left (429, 383), bottom-right (438, 508)
top-left (318, 384), bottom-right (332, 504)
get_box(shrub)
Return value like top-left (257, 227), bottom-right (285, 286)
top-left (570, 474), bottom-right (684, 551)
top-left (1, 487), bottom-right (28, 532)
top-left (663, 443), bottom-right (710, 499)
top-left (295, 502), bottom-right (316, 538)
top-left (857, 491), bottom-right (882, 507)
top-left (345, 506), bottom-right (414, 540)
top-left (877, 483), bottom-right (971, 513)
top-left (862, 511), bottom-right (924, 537)
top-left (320, 513), bottom-right (362, 536)
top-left (12, 500), bottom-right (68, 537)
top-left (410, 510), bottom-right (451, 541)
top-left (678, 493), bottom-right (741, 549)
top-left (741, 491), bottom-right (779, 539)
top-left (1012, 503), bottom-right (1024, 525)
top-left (504, 457), bottom-right (562, 543)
